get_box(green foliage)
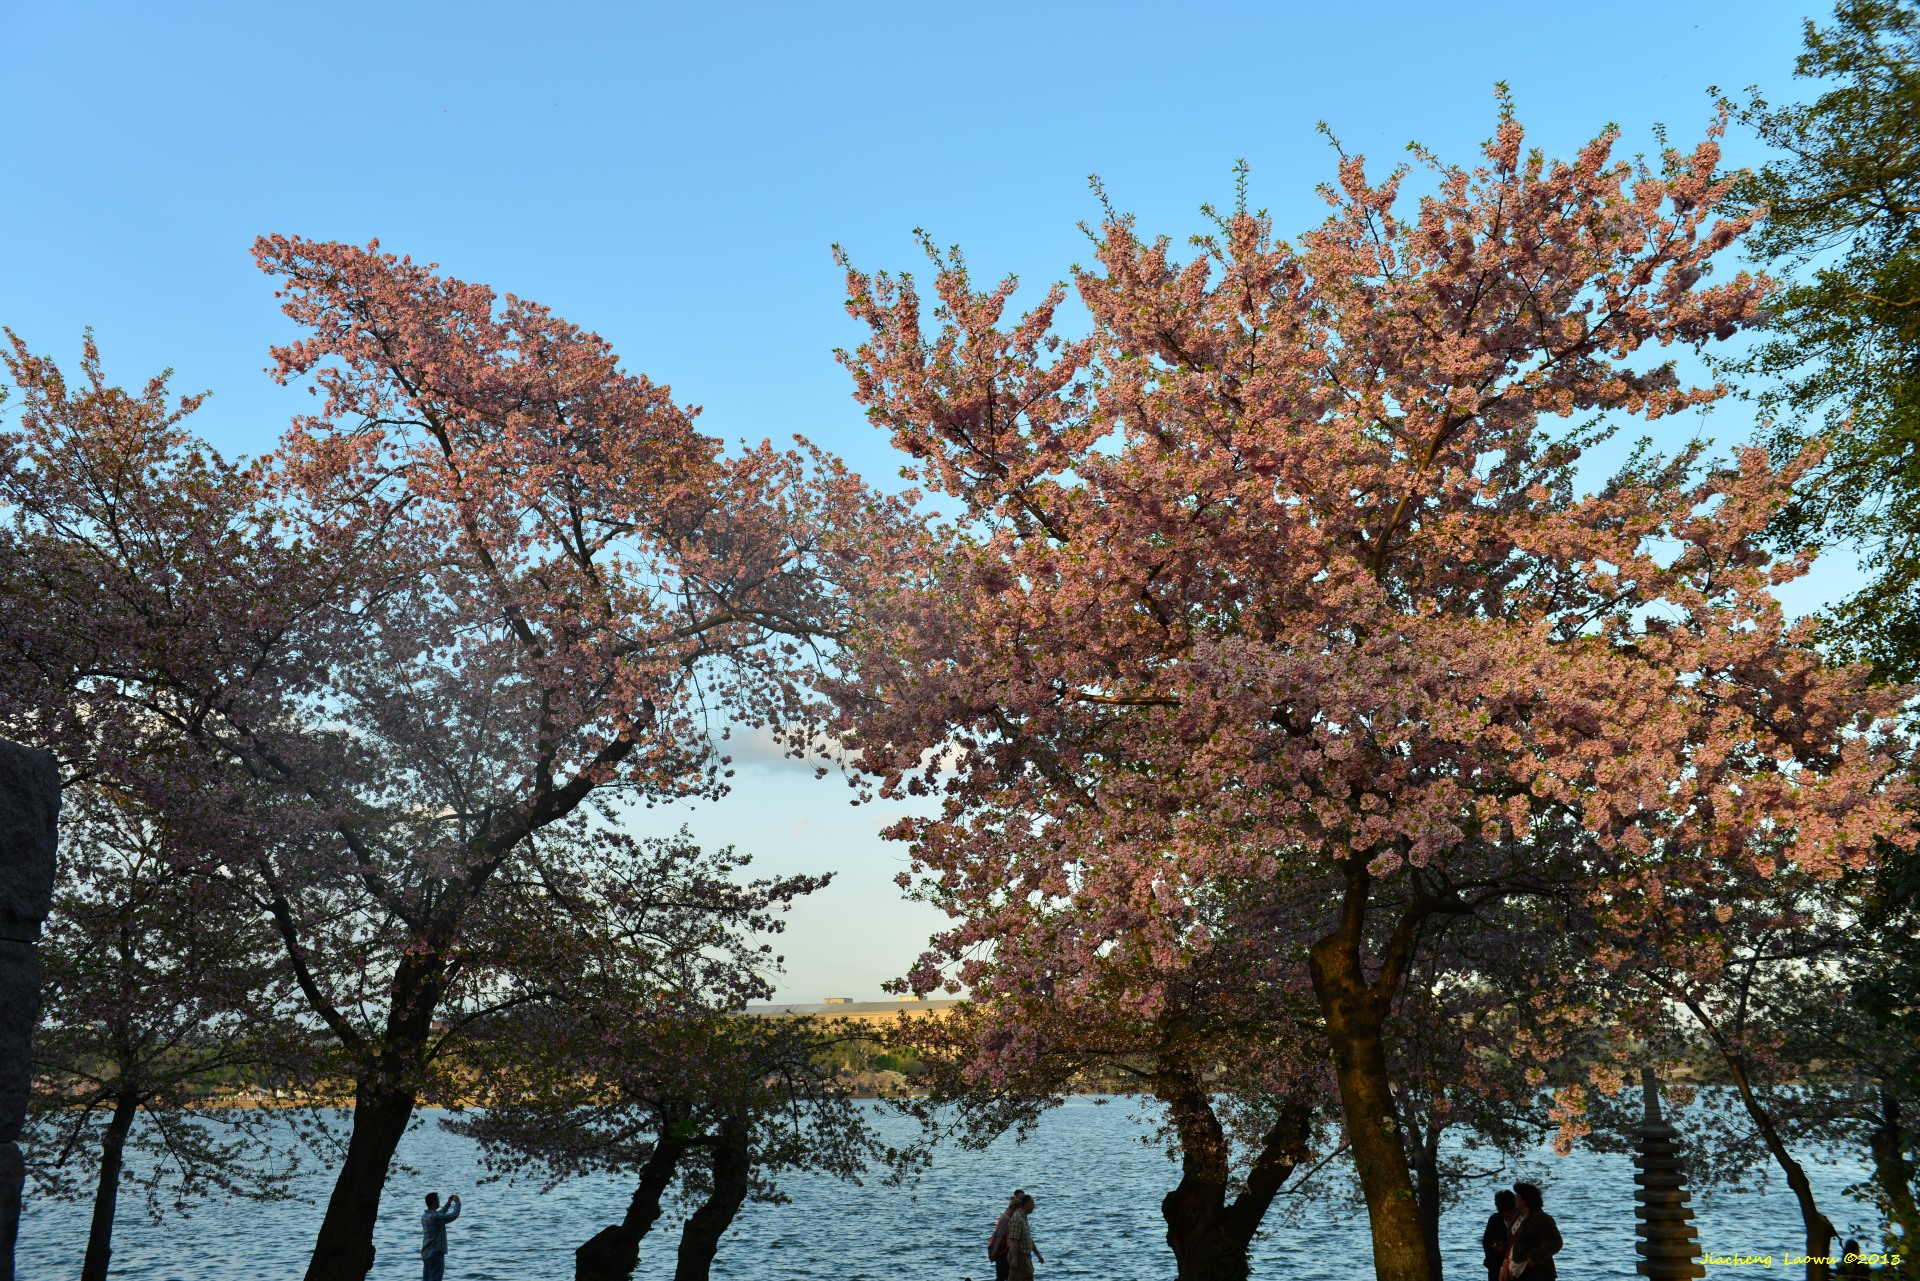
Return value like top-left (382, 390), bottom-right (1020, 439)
top-left (1732, 0), bottom-right (1920, 676)
top-left (1725, 5), bottom-right (1920, 1252)
top-left (1854, 851), bottom-right (1920, 1082)
top-left (1847, 849), bottom-right (1920, 1250)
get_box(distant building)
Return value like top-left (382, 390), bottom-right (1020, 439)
top-left (744, 998), bottom-right (962, 1021)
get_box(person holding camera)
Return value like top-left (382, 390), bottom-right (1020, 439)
top-left (420, 1191), bottom-right (462, 1281)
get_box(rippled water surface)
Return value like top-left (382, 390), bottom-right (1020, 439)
top-left (19, 1096), bottom-right (1880, 1279)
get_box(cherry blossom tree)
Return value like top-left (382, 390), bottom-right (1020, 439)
top-left (0, 330), bottom-right (285, 794)
top-left (27, 782), bottom-right (312, 1281)
top-left (830, 107), bottom-right (1915, 1281)
top-left (463, 1009), bottom-right (907, 1281)
top-left (0, 240), bottom-right (882, 1281)
top-left (1585, 857), bottom-right (1920, 1280)
top-left (0, 334), bottom-right (313, 1280)
top-left (899, 872), bottom-right (1329, 1281)
top-left (444, 833), bottom-right (904, 1281)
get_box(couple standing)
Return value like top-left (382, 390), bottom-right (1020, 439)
top-left (986, 1189), bottom-right (1044, 1280)
top-left (1481, 1182), bottom-right (1562, 1281)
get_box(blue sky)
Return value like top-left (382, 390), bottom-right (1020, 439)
top-left (1, 0), bottom-right (1838, 1000)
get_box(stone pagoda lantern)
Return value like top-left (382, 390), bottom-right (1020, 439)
top-left (1635, 1066), bottom-right (1706, 1280)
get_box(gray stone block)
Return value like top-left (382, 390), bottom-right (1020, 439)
top-left (0, 742), bottom-right (57, 944)
top-left (0, 739), bottom-right (57, 1281)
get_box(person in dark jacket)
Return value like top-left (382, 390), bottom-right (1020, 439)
top-left (1482, 1189), bottom-right (1517, 1281)
top-left (1505, 1182), bottom-right (1561, 1280)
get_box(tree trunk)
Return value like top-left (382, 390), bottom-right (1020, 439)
top-left (1158, 1064), bottom-right (1241, 1281)
top-left (672, 1119), bottom-right (751, 1281)
top-left (577, 1127), bottom-right (689, 1281)
top-left (1411, 1118), bottom-right (1444, 1281)
top-left (302, 942), bottom-right (447, 1281)
top-left (1707, 1030), bottom-right (1835, 1281)
top-left (1869, 1084), bottom-right (1919, 1272)
top-left (79, 1090), bottom-right (139, 1281)
top-left (1310, 900), bottom-right (1432, 1281)
top-left (1225, 1107), bottom-right (1313, 1251)
top-left (1157, 1066), bottom-right (1311, 1281)
top-left (1786, 1163), bottom-right (1839, 1281)
top-left (302, 1078), bottom-right (418, 1281)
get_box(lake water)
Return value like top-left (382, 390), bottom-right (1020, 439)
top-left (18, 1096), bottom-right (1882, 1279)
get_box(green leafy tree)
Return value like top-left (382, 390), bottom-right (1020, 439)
top-left (1846, 853), bottom-right (1920, 1268)
top-left (1726, 10), bottom-right (1920, 1265)
top-left (1731, 0), bottom-right (1920, 676)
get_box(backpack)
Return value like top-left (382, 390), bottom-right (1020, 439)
top-left (987, 1212), bottom-right (1010, 1261)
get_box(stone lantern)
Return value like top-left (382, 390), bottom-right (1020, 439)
top-left (1635, 1066), bottom-right (1706, 1280)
